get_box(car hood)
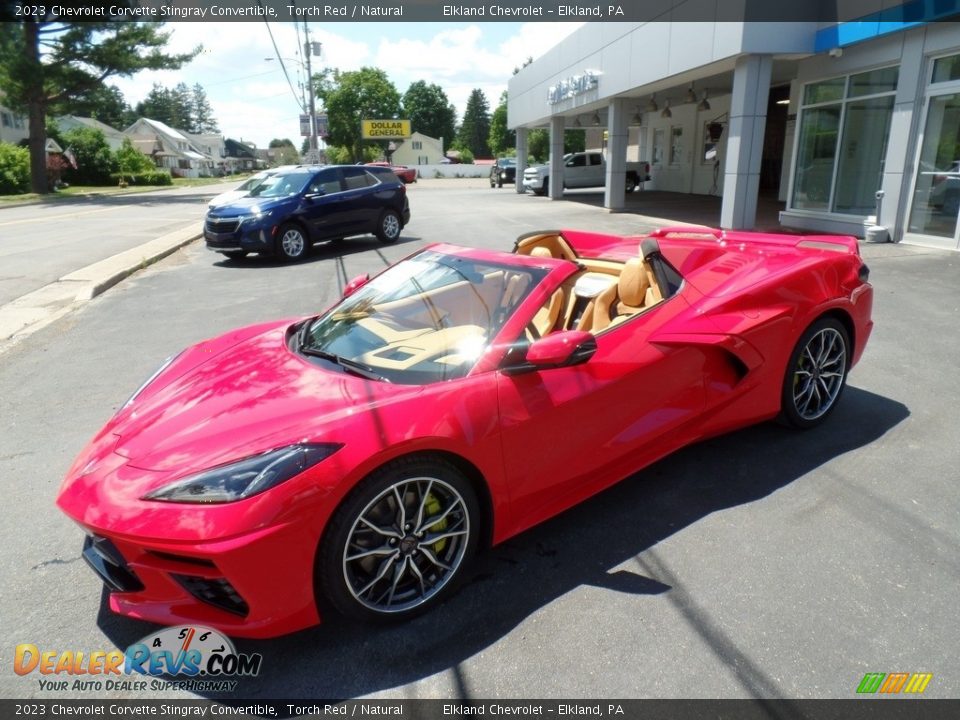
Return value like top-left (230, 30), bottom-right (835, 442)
top-left (111, 325), bottom-right (420, 476)
top-left (207, 195), bottom-right (290, 218)
top-left (208, 189), bottom-right (250, 208)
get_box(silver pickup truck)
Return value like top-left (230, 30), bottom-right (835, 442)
top-left (522, 152), bottom-right (650, 195)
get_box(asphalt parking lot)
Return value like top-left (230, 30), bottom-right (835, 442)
top-left (0, 181), bottom-right (958, 701)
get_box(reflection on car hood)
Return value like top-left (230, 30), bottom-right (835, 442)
top-left (112, 326), bottom-right (418, 474)
top-left (207, 195), bottom-right (289, 217)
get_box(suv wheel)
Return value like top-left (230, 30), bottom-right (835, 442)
top-left (277, 224), bottom-right (308, 261)
top-left (376, 210), bottom-right (402, 244)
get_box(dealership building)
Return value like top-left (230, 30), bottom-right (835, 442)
top-left (507, 13), bottom-right (960, 251)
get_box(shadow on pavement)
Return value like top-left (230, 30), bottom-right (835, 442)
top-left (95, 386), bottom-right (908, 702)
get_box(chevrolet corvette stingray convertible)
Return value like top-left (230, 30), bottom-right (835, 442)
top-left (57, 226), bottom-right (873, 637)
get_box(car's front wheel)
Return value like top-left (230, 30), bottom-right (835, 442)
top-left (318, 455), bottom-right (480, 622)
top-left (780, 317), bottom-right (850, 429)
top-left (277, 224), bottom-right (308, 261)
top-left (376, 209), bottom-right (402, 244)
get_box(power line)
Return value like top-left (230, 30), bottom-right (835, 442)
top-left (259, 8), bottom-right (306, 113)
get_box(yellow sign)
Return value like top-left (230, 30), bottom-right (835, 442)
top-left (362, 119), bottom-right (411, 140)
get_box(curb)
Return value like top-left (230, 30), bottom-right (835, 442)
top-left (0, 223), bottom-right (201, 353)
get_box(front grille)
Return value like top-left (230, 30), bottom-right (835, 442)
top-left (206, 218), bottom-right (240, 234)
top-left (173, 574), bottom-right (249, 616)
top-left (82, 535), bottom-right (145, 593)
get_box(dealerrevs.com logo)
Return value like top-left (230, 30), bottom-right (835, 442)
top-left (15, 625), bottom-right (262, 693)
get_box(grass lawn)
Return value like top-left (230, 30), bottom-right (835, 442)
top-left (0, 175), bottom-right (248, 206)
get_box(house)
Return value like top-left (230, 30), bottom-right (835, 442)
top-left (391, 132), bottom-right (445, 166)
top-left (184, 131), bottom-right (226, 173)
top-left (123, 118), bottom-right (216, 177)
top-left (224, 138), bottom-right (260, 172)
top-left (54, 115), bottom-right (125, 151)
top-left (0, 100), bottom-right (28, 146)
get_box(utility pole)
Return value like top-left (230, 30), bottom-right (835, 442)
top-left (303, 22), bottom-right (321, 163)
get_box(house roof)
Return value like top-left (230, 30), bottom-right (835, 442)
top-left (56, 115), bottom-right (123, 137)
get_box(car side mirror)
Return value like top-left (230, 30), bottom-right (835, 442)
top-left (503, 330), bottom-right (597, 374)
top-left (343, 274), bottom-right (370, 298)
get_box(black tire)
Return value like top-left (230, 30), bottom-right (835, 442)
top-left (535, 178), bottom-right (548, 196)
top-left (497, 178), bottom-right (503, 188)
top-left (625, 174), bottom-right (638, 193)
top-left (276, 223), bottom-right (309, 262)
top-left (780, 317), bottom-right (850, 429)
top-left (318, 455), bottom-right (480, 623)
top-left (221, 250), bottom-right (248, 260)
top-left (376, 209), bottom-right (402, 244)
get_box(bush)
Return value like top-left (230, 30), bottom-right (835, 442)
top-left (114, 137), bottom-right (155, 177)
top-left (109, 170), bottom-right (172, 186)
top-left (62, 127), bottom-right (117, 185)
top-left (0, 142), bottom-right (31, 194)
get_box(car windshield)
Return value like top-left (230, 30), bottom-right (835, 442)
top-left (252, 172), bottom-right (312, 198)
top-left (300, 250), bottom-right (547, 384)
top-left (236, 173), bottom-right (268, 191)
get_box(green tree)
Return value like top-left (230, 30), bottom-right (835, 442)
top-left (62, 126), bottom-right (116, 185)
top-left (0, 142), bottom-right (31, 194)
top-left (457, 88), bottom-right (491, 158)
top-left (190, 83), bottom-right (218, 133)
top-left (401, 81), bottom-right (456, 146)
top-left (488, 91), bottom-right (515, 157)
top-left (114, 136), bottom-right (154, 179)
top-left (528, 129), bottom-right (549, 162)
top-left (315, 67), bottom-right (402, 162)
top-left (268, 138), bottom-right (298, 165)
top-left (0, 19), bottom-right (198, 193)
top-left (52, 84), bottom-right (133, 130)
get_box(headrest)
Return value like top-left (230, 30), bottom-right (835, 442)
top-left (530, 246), bottom-right (554, 258)
top-left (619, 257), bottom-right (650, 307)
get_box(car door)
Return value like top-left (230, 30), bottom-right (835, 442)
top-left (496, 297), bottom-right (708, 535)
top-left (299, 167), bottom-right (349, 240)
top-left (564, 153), bottom-right (589, 188)
top-left (340, 166), bottom-right (387, 235)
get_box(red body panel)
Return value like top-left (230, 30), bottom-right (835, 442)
top-left (58, 230), bottom-right (873, 637)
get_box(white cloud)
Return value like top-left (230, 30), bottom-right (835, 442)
top-left (106, 22), bottom-right (582, 146)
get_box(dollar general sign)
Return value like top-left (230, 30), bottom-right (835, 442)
top-left (362, 120), bottom-right (411, 139)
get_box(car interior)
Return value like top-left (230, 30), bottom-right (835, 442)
top-left (515, 232), bottom-right (676, 337)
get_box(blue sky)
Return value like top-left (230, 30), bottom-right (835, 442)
top-left (111, 22), bottom-right (583, 147)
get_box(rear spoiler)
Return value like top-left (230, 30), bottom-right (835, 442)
top-left (649, 226), bottom-right (860, 255)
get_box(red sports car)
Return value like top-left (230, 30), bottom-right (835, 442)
top-left (58, 226), bottom-right (873, 638)
top-left (366, 162), bottom-right (417, 183)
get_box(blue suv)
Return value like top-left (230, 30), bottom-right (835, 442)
top-left (204, 165), bottom-right (411, 261)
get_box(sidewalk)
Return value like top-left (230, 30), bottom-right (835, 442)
top-left (0, 224), bottom-right (200, 355)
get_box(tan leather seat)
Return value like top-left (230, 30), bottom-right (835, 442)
top-left (587, 258), bottom-right (650, 332)
top-left (531, 288), bottom-right (565, 337)
top-left (530, 246), bottom-right (554, 259)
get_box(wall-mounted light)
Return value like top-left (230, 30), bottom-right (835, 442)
top-left (661, 100), bottom-right (672, 119)
top-left (573, 116), bottom-right (582, 127)
top-left (646, 94), bottom-right (658, 112)
top-left (698, 91), bottom-right (711, 111)
top-left (685, 84), bottom-right (697, 104)
top-left (592, 112), bottom-right (601, 126)
top-left (631, 107), bottom-right (643, 125)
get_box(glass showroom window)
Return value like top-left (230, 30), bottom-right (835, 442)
top-left (792, 67), bottom-right (898, 214)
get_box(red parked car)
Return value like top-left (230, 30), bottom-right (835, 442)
top-left (366, 161), bottom-right (416, 183)
top-left (58, 227), bottom-right (872, 637)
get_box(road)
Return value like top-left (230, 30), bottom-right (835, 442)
top-left (0, 183), bottom-right (232, 306)
top-left (0, 182), bottom-right (958, 702)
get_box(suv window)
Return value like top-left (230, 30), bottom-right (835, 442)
top-left (343, 167), bottom-right (378, 190)
top-left (566, 155), bottom-right (587, 168)
top-left (308, 168), bottom-right (342, 195)
top-left (589, 154), bottom-right (603, 166)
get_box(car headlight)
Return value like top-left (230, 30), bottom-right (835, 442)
top-left (121, 352), bottom-right (181, 411)
top-left (142, 443), bottom-right (342, 504)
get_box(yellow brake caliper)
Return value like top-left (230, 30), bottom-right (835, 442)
top-left (423, 493), bottom-right (448, 554)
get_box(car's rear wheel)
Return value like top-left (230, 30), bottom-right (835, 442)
top-left (318, 455), bottom-right (480, 622)
top-left (780, 317), bottom-right (850, 429)
top-left (277, 224), bottom-right (308, 261)
top-left (625, 174), bottom-right (638, 193)
top-left (376, 210), bottom-right (402, 244)
top-left (221, 250), bottom-right (248, 260)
